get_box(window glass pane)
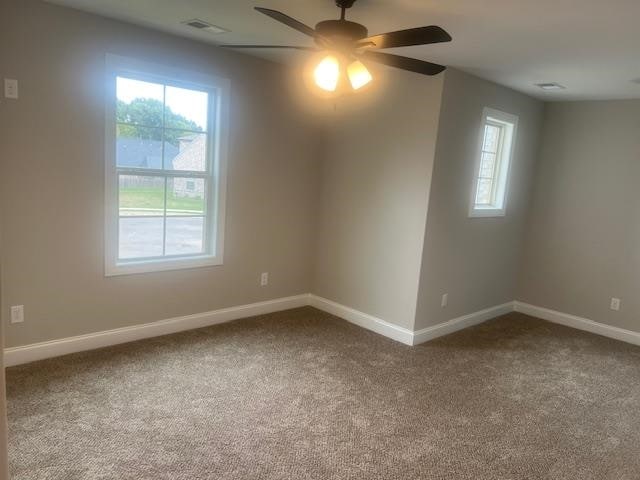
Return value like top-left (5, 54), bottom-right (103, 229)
top-left (116, 125), bottom-right (165, 169)
top-left (475, 179), bottom-right (493, 205)
top-left (119, 175), bottom-right (165, 216)
top-left (164, 131), bottom-right (207, 171)
top-left (166, 178), bottom-right (205, 216)
top-left (483, 124), bottom-right (501, 153)
top-left (165, 217), bottom-right (205, 256)
top-left (119, 217), bottom-right (164, 259)
top-left (116, 77), bottom-right (164, 127)
top-left (479, 152), bottom-right (497, 179)
top-left (165, 86), bottom-right (208, 132)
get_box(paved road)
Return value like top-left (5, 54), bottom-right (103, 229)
top-left (119, 216), bottom-right (204, 259)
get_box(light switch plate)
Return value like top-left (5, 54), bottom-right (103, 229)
top-left (4, 78), bottom-right (18, 99)
top-left (10, 305), bottom-right (24, 323)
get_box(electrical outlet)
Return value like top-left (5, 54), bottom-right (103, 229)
top-left (441, 293), bottom-right (448, 308)
top-left (610, 297), bottom-right (621, 311)
top-left (10, 305), bottom-right (24, 323)
top-left (260, 272), bottom-right (269, 286)
top-left (4, 79), bottom-right (18, 99)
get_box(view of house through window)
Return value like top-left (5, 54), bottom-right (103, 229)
top-left (470, 108), bottom-right (517, 217)
top-left (115, 76), bottom-right (212, 260)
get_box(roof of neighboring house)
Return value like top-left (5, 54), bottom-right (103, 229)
top-left (116, 138), bottom-right (179, 170)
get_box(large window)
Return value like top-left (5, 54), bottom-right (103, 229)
top-left (470, 108), bottom-right (518, 217)
top-left (105, 55), bottom-right (228, 275)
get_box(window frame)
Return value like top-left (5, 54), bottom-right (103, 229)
top-left (104, 54), bottom-right (229, 276)
top-left (469, 107), bottom-right (518, 218)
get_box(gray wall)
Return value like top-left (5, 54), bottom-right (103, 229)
top-left (518, 100), bottom-right (640, 333)
top-left (314, 71), bottom-right (444, 329)
top-left (415, 69), bottom-right (544, 330)
top-left (0, 0), bottom-right (321, 347)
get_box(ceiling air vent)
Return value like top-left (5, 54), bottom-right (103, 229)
top-left (535, 82), bottom-right (566, 91)
top-left (182, 19), bottom-right (229, 34)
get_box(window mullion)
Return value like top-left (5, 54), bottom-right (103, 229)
top-left (116, 167), bottom-right (208, 178)
top-left (116, 122), bottom-right (205, 136)
top-left (116, 121), bottom-right (163, 131)
top-left (161, 85), bottom-right (166, 170)
top-left (161, 77), bottom-right (167, 258)
top-left (164, 126), bottom-right (207, 135)
top-left (162, 176), bottom-right (168, 257)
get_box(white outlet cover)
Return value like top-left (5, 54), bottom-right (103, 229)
top-left (441, 293), bottom-right (448, 308)
top-left (4, 79), bottom-right (18, 99)
top-left (610, 298), bottom-right (621, 311)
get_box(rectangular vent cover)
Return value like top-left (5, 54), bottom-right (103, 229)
top-left (182, 19), bottom-right (228, 34)
top-left (535, 82), bottom-right (566, 91)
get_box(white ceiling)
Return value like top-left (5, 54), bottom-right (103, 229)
top-left (46, 0), bottom-right (640, 101)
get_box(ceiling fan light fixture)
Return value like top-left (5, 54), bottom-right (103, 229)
top-left (314, 55), bottom-right (340, 92)
top-left (347, 60), bottom-right (372, 90)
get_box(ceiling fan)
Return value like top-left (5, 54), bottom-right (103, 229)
top-left (221, 0), bottom-right (452, 93)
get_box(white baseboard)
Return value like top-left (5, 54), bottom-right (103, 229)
top-left (308, 295), bottom-right (514, 346)
top-left (412, 302), bottom-right (515, 345)
top-left (514, 301), bottom-right (640, 347)
top-left (4, 293), bottom-right (510, 366)
top-left (4, 294), bottom-right (310, 367)
top-left (308, 295), bottom-right (415, 345)
top-left (19, 295), bottom-right (621, 368)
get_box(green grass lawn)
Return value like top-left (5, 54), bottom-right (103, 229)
top-left (120, 187), bottom-right (204, 214)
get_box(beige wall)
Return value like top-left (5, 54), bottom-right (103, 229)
top-left (518, 100), bottom-right (640, 333)
top-left (0, 222), bottom-right (8, 480)
top-left (415, 69), bottom-right (543, 329)
top-left (0, 0), bottom-right (321, 347)
top-left (0, 341), bottom-right (6, 480)
top-left (1, 0), bottom-right (591, 355)
top-left (313, 71), bottom-right (444, 329)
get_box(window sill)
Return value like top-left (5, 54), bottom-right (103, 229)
top-left (469, 207), bottom-right (506, 218)
top-left (105, 254), bottom-right (223, 277)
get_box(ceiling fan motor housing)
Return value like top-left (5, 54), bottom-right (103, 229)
top-left (315, 20), bottom-right (368, 43)
top-left (336, 0), bottom-right (358, 8)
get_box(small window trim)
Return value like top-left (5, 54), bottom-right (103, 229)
top-left (104, 54), bottom-right (229, 276)
top-left (469, 107), bottom-right (518, 218)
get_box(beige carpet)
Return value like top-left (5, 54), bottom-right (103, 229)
top-left (7, 307), bottom-right (640, 479)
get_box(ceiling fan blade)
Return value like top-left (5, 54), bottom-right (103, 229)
top-left (358, 26), bottom-right (452, 49)
top-left (220, 45), bottom-right (317, 50)
top-left (254, 7), bottom-right (316, 38)
top-left (359, 51), bottom-right (446, 76)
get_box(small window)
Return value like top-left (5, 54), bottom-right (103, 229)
top-left (470, 108), bottom-right (518, 217)
top-left (105, 55), bottom-right (229, 275)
